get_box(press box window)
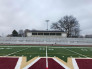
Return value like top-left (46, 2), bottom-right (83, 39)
top-left (50, 33), bottom-right (55, 35)
top-left (44, 33), bottom-right (49, 35)
top-left (32, 33), bottom-right (37, 35)
top-left (56, 33), bottom-right (61, 35)
top-left (38, 33), bottom-right (43, 35)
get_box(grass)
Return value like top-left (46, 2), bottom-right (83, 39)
top-left (0, 45), bottom-right (92, 62)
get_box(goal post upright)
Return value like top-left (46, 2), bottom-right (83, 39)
top-left (46, 46), bottom-right (48, 69)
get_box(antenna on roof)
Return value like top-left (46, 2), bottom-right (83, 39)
top-left (45, 20), bottom-right (49, 31)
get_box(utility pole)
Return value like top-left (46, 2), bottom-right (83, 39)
top-left (45, 20), bottom-right (49, 31)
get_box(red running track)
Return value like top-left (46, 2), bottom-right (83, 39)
top-left (28, 58), bottom-right (65, 69)
top-left (0, 57), bottom-right (18, 69)
top-left (76, 59), bottom-right (92, 69)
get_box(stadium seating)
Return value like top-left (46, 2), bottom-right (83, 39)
top-left (0, 37), bottom-right (92, 45)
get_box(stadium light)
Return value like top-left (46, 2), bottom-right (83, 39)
top-left (45, 20), bottom-right (50, 31)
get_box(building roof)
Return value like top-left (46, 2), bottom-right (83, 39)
top-left (30, 30), bottom-right (65, 33)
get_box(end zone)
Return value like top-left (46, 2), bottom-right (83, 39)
top-left (0, 56), bottom-right (92, 69)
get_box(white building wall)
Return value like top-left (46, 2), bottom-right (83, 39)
top-left (27, 32), bottom-right (32, 37)
top-left (62, 33), bottom-right (67, 37)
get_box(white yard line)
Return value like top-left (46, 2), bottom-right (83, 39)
top-left (48, 47), bottom-right (92, 48)
top-left (5, 48), bottom-right (29, 56)
top-left (0, 46), bottom-right (92, 49)
top-left (15, 57), bottom-right (22, 69)
top-left (72, 58), bottom-right (79, 69)
top-left (64, 48), bottom-right (89, 58)
top-left (46, 46), bottom-right (48, 68)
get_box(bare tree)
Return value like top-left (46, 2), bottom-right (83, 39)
top-left (51, 15), bottom-right (80, 37)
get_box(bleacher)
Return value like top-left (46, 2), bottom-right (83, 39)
top-left (0, 37), bottom-right (92, 45)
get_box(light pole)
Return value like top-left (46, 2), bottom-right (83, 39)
top-left (45, 20), bottom-right (49, 31)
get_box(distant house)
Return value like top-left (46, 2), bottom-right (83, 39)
top-left (25, 30), bottom-right (67, 38)
top-left (85, 35), bottom-right (92, 38)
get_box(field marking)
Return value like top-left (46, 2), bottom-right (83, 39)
top-left (53, 58), bottom-right (70, 69)
top-left (15, 57), bottom-right (22, 69)
top-left (72, 58), bottom-right (79, 69)
top-left (48, 47), bottom-right (92, 48)
top-left (63, 48), bottom-right (89, 58)
top-left (0, 46), bottom-right (92, 48)
top-left (23, 57), bottom-right (40, 69)
top-left (5, 48), bottom-right (29, 56)
top-left (46, 46), bottom-right (48, 69)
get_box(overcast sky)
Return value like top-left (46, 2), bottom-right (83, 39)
top-left (0, 0), bottom-right (92, 36)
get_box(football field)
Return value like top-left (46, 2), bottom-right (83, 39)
top-left (0, 45), bottom-right (92, 62)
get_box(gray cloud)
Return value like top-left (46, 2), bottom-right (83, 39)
top-left (0, 0), bottom-right (92, 36)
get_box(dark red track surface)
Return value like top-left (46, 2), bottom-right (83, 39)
top-left (48, 58), bottom-right (65, 69)
top-left (28, 58), bottom-right (46, 69)
top-left (0, 57), bottom-right (18, 69)
top-left (28, 58), bottom-right (65, 69)
top-left (76, 59), bottom-right (92, 69)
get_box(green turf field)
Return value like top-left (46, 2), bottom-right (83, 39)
top-left (0, 45), bottom-right (92, 62)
